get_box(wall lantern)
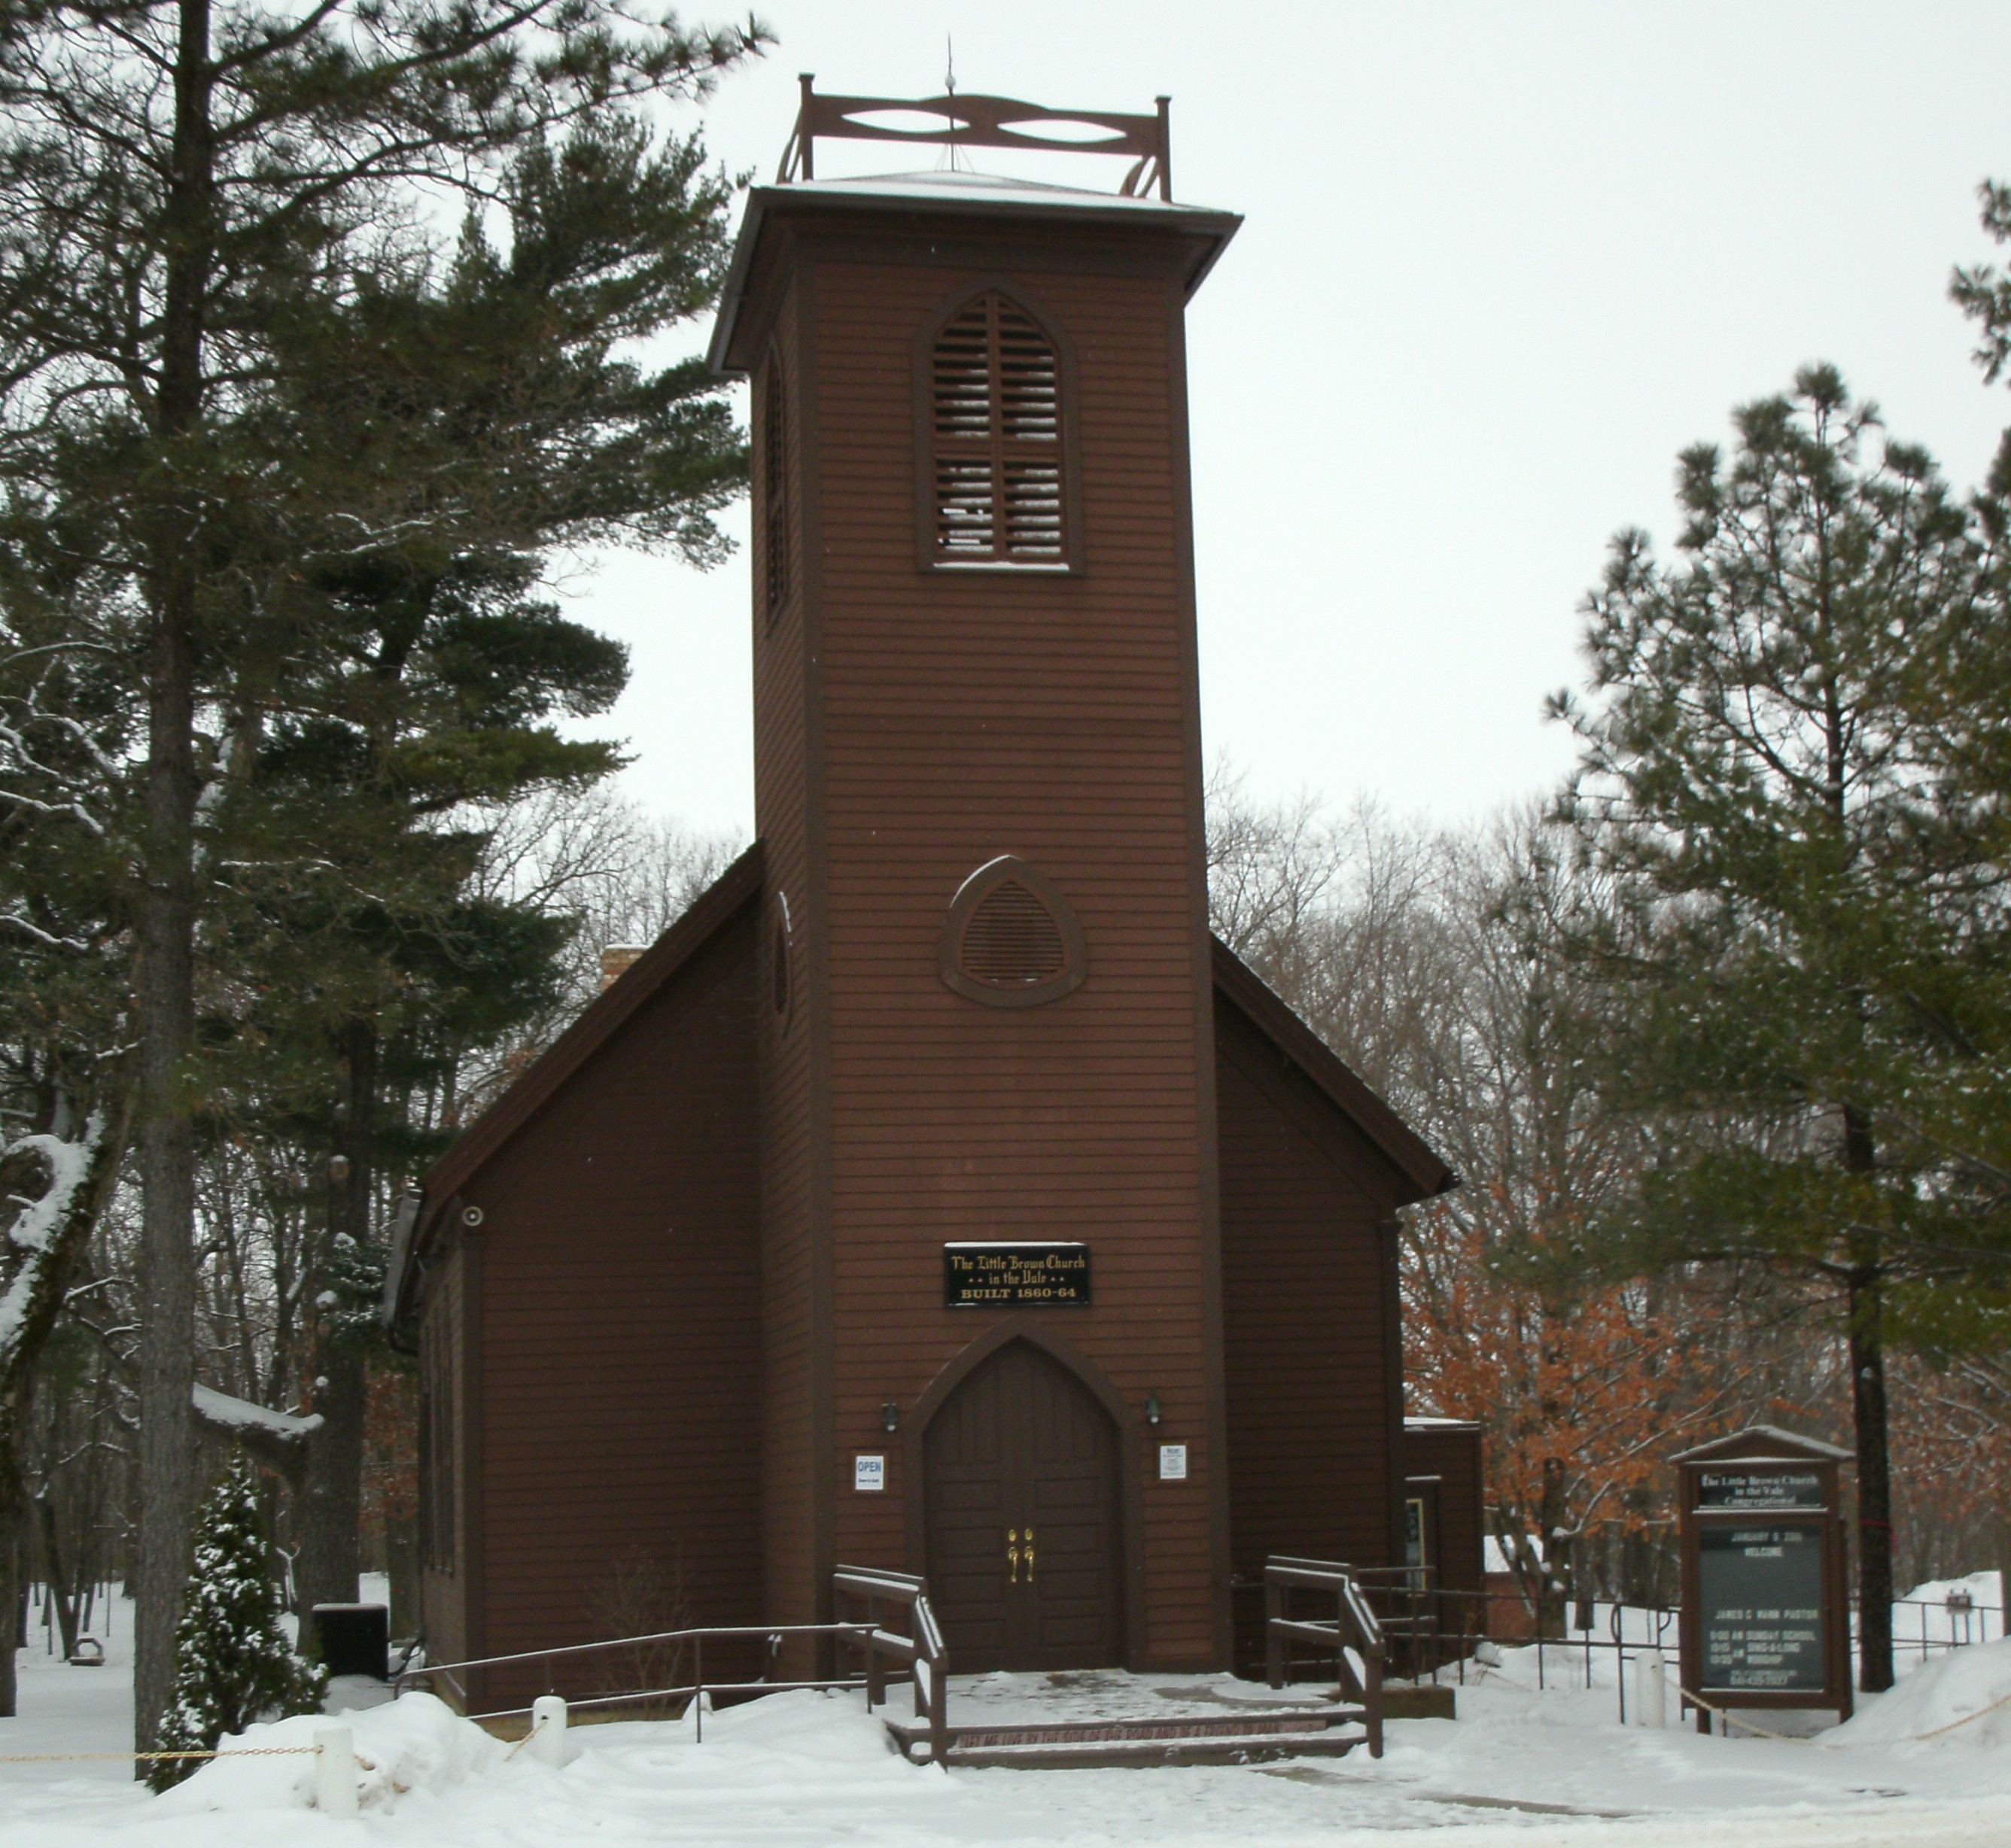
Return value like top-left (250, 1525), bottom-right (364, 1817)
top-left (1144, 1391), bottom-right (1163, 1427)
top-left (881, 1400), bottom-right (901, 1433)
top-left (328, 1154), bottom-right (351, 1182)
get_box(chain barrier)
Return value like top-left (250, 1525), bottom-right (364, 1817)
top-left (0, 1746), bottom-right (325, 1764)
top-left (1673, 1675), bottom-right (2011, 1745)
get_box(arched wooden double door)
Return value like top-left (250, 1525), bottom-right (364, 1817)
top-left (923, 1341), bottom-right (1124, 1671)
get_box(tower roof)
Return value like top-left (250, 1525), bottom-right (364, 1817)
top-left (707, 78), bottom-right (1241, 375)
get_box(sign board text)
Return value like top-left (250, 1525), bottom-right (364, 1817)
top-left (944, 1243), bottom-right (1091, 1308)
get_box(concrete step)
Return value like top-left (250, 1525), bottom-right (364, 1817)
top-left (887, 1708), bottom-right (1371, 1769)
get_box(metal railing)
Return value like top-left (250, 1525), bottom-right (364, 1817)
top-left (1348, 1570), bottom-right (2005, 1726)
top-left (394, 1622), bottom-right (878, 1736)
top-left (393, 1570), bottom-right (951, 1758)
top-left (1261, 1556), bottom-right (1385, 1758)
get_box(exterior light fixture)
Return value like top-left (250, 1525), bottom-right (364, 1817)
top-left (1144, 1392), bottom-right (1163, 1427)
top-left (328, 1154), bottom-right (351, 1182)
top-left (881, 1400), bottom-right (901, 1433)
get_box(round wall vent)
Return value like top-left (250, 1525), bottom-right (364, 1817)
top-left (941, 856), bottom-right (1087, 1008)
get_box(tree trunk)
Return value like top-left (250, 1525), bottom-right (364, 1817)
top-left (1848, 1266), bottom-right (1894, 1692)
top-left (1538, 1456), bottom-right (1569, 1640)
top-left (1840, 1101), bottom-right (1894, 1695)
top-left (1, 1475), bottom-right (20, 1716)
top-left (132, 0), bottom-right (214, 1761)
top-left (35, 1494), bottom-right (79, 1661)
top-left (0, 1081), bottom-right (134, 1718)
top-left (297, 1023), bottom-right (376, 1613)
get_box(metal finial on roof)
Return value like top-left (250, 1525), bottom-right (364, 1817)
top-left (944, 36), bottom-right (960, 172)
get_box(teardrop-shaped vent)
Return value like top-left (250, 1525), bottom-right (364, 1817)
top-left (963, 880), bottom-right (1066, 985)
top-left (942, 857), bottom-right (1087, 1008)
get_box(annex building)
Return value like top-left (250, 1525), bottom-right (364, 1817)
top-left (385, 84), bottom-right (1464, 1691)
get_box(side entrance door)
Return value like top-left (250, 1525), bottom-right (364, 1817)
top-left (923, 1340), bottom-right (1124, 1672)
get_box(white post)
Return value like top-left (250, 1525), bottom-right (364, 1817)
top-left (1635, 1652), bottom-right (1667, 1729)
top-left (313, 1727), bottom-right (358, 1816)
top-left (528, 1695), bottom-right (569, 1767)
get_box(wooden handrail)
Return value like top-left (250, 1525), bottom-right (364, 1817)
top-left (1262, 1556), bottom-right (1384, 1758)
top-left (832, 1566), bottom-right (950, 1765)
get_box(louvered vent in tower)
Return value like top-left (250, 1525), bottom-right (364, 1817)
top-left (941, 856), bottom-right (1088, 1008)
top-left (928, 293), bottom-right (1067, 566)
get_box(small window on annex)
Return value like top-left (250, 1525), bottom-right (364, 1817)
top-left (923, 290), bottom-right (1073, 569)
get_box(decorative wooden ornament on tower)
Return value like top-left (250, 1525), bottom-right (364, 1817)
top-left (387, 81), bottom-right (1456, 1704)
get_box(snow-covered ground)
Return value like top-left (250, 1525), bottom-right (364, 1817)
top-left (5, 1576), bottom-right (2009, 1845)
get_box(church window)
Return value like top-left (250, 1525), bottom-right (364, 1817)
top-left (942, 856), bottom-right (1088, 1007)
top-left (926, 292), bottom-right (1069, 567)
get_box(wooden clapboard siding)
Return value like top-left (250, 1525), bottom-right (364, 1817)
top-left (447, 899), bottom-right (763, 1710)
top-left (749, 280), bottom-right (829, 1665)
top-left (1215, 987), bottom-right (1416, 1592)
top-left (764, 239), bottom-right (1228, 1672)
top-left (417, 1243), bottom-right (467, 1675)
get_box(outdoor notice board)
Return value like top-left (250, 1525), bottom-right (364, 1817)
top-left (1672, 1426), bottom-right (1854, 1729)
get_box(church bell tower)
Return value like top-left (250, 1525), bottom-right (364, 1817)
top-left (709, 81), bottom-right (1243, 1672)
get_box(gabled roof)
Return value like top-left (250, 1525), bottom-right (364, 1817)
top-left (1669, 1424), bottom-right (1853, 1467)
top-left (385, 848), bottom-right (1454, 1327)
top-left (382, 841), bottom-right (764, 1327)
top-left (1211, 938), bottom-right (1456, 1204)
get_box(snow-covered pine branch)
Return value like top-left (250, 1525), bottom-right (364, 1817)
top-left (0, 1106), bottom-right (110, 1374)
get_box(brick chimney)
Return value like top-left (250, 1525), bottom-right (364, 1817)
top-left (600, 945), bottom-right (647, 990)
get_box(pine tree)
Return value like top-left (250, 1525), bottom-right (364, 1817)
top-left (1549, 365), bottom-right (2010, 1692)
top-left (0, 0), bottom-right (762, 1752)
top-left (148, 1457), bottom-right (327, 1791)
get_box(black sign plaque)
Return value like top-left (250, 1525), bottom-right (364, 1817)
top-left (944, 1242), bottom-right (1091, 1308)
top-left (1696, 1522), bottom-right (1827, 1693)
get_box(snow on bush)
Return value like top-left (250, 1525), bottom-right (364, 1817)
top-left (1824, 1637), bottom-right (2011, 1752)
top-left (148, 1458), bottom-right (327, 1789)
top-left (154, 1692), bottom-right (500, 1813)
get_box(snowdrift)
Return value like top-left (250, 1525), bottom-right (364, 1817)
top-left (1825, 1637), bottom-right (2011, 1752)
top-left (152, 1691), bottom-right (500, 1813)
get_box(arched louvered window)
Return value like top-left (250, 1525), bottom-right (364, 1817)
top-left (925, 292), bottom-right (1071, 568)
top-left (762, 350), bottom-right (789, 620)
top-left (941, 856), bottom-right (1088, 1008)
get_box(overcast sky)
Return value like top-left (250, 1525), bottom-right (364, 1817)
top-left (567, 2), bottom-right (2011, 843)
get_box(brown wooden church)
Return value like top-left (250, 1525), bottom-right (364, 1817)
top-left (385, 84), bottom-right (1459, 1687)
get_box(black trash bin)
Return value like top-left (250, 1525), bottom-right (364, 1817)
top-left (311, 1602), bottom-right (389, 1680)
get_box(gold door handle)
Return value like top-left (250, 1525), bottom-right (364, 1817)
top-left (1007, 1528), bottom-right (1019, 1583)
top-left (1025, 1527), bottom-right (1035, 1582)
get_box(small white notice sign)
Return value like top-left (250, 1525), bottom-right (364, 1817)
top-left (854, 1454), bottom-right (886, 1493)
top-left (1158, 1444), bottom-right (1188, 1482)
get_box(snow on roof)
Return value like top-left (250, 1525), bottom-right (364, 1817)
top-left (192, 1384), bottom-right (323, 1441)
top-left (771, 168), bottom-right (1222, 214)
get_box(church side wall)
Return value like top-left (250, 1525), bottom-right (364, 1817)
top-left (456, 904), bottom-right (765, 1711)
top-left (1214, 992), bottom-right (1409, 1673)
